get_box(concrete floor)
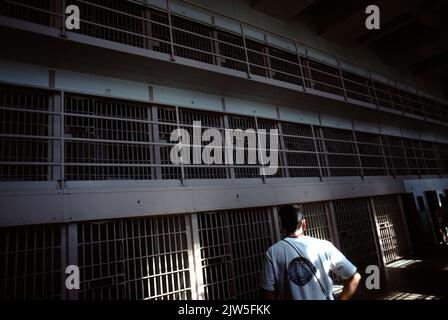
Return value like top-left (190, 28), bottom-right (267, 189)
top-left (353, 246), bottom-right (448, 300)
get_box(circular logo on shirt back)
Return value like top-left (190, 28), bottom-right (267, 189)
top-left (287, 257), bottom-right (317, 286)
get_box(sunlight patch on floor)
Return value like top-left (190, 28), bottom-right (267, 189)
top-left (386, 259), bottom-right (422, 268)
top-left (385, 291), bottom-right (441, 300)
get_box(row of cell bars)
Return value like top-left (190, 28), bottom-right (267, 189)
top-left (0, 195), bottom-right (408, 299)
top-left (1, 84), bottom-right (447, 181)
top-left (2, 0), bottom-right (447, 124)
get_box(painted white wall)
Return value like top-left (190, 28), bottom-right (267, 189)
top-left (0, 177), bottom-right (406, 227)
top-left (0, 59), bottom-right (48, 87)
top-left (56, 70), bottom-right (150, 102)
top-left (404, 178), bottom-right (448, 198)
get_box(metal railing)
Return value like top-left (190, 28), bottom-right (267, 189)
top-left (0, 84), bottom-right (447, 183)
top-left (1, 0), bottom-right (447, 125)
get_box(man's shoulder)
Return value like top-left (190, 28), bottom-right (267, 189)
top-left (270, 236), bottom-right (333, 250)
top-left (301, 236), bottom-right (332, 246)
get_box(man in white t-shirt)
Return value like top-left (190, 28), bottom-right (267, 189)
top-left (260, 204), bottom-right (361, 300)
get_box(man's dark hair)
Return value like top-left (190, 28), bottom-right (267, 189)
top-left (278, 204), bottom-right (304, 234)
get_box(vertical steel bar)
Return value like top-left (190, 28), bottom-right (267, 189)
top-left (335, 56), bottom-right (348, 101)
top-left (239, 21), bottom-right (252, 79)
top-left (254, 115), bottom-right (265, 184)
top-left (276, 122), bottom-right (289, 178)
top-left (61, 0), bottom-right (67, 37)
top-left (67, 223), bottom-right (79, 300)
top-left (311, 125), bottom-right (323, 181)
top-left (351, 121), bottom-right (364, 180)
top-left (166, 0), bottom-right (176, 61)
top-left (367, 70), bottom-right (379, 109)
top-left (174, 106), bottom-right (185, 185)
top-left (377, 129), bottom-right (390, 177)
top-left (293, 40), bottom-right (306, 92)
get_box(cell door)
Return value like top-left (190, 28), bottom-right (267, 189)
top-left (372, 195), bottom-right (409, 264)
top-left (196, 207), bottom-right (277, 300)
top-left (332, 198), bottom-right (380, 272)
top-left (77, 215), bottom-right (193, 300)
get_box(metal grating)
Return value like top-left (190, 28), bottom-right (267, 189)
top-left (156, 106), bottom-right (181, 180)
top-left (0, 83), bottom-right (447, 183)
top-left (355, 132), bottom-right (387, 176)
top-left (0, 224), bottom-right (62, 300)
top-left (68, 0), bottom-right (146, 48)
top-left (342, 70), bottom-right (373, 104)
top-left (0, 85), bottom-right (60, 181)
top-left (437, 143), bottom-right (448, 175)
top-left (246, 39), bottom-right (268, 77)
top-left (302, 202), bottom-right (332, 241)
top-left (216, 30), bottom-right (247, 73)
top-left (172, 15), bottom-right (214, 64)
top-left (64, 94), bottom-right (152, 181)
top-left (257, 118), bottom-right (283, 178)
top-left (372, 195), bottom-right (409, 264)
top-left (333, 198), bottom-right (379, 271)
top-left (320, 127), bottom-right (361, 177)
top-left (197, 207), bottom-right (275, 300)
top-left (2, 0), bottom-right (446, 126)
top-left (1, 0), bottom-right (56, 27)
top-left (381, 136), bottom-right (410, 176)
top-left (149, 9), bottom-right (171, 53)
top-left (373, 80), bottom-right (395, 111)
top-left (78, 215), bottom-right (192, 300)
top-left (227, 115), bottom-right (259, 178)
top-left (280, 122), bottom-right (320, 178)
top-left (303, 58), bottom-right (343, 96)
top-left (268, 47), bottom-right (303, 86)
top-left (179, 108), bottom-right (228, 179)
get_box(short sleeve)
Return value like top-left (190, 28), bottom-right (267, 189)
top-left (326, 242), bottom-right (357, 280)
top-left (260, 251), bottom-right (276, 291)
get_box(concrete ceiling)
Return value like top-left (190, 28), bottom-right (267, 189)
top-left (251, 0), bottom-right (316, 21)
top-left (251, 0), bottom-right (448, 96)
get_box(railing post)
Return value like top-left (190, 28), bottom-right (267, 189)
top-left (335, 56), bottom-right (348, 101)
top-left (377, 127), bottom-right (391, 177)
top-left (351, 120), bottom-right (364, 180)
top-left (61, 0), bottom-right (66, 37)
top-left (239, 21), bottom-right (252, 79)
top-left (435, 97), bottom-right (445, 125)
top-left (59, 90), bottom-right (65, 188)
top-left (311, 125), bottom-right (323, 181)
top-left (254, 114), bottom-right (265, 184)
top-left (222, 114), bottom-right (235, 179)
top-left (399, 130), bottom-right (411, 177)
top-left (175, 105), bottom-right (185, 185)
top-left (277, 122), bottom-right (290, 178)
top-left (415, 89), bottom-right (427, 121)
top-left (392, 80), bottom-right (405, 115)
top-left (367, 70), bottom-right (379, 109)
top-left (166, 0), bottom-right (176, 61)
top-left (294, 40), bottom-right (306, 92)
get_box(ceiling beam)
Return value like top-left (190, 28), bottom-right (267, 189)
top-left (251, 0), bottom-right (316, 21)
top-left (411, 52), bottom-right (448, 76)
top-left (384, 34), bottom-right (448, 67)
top-left (318, 0), bottom-right (424, 45)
